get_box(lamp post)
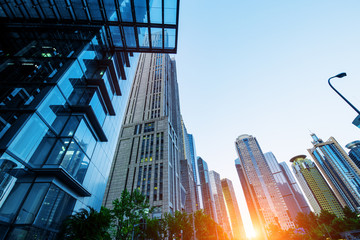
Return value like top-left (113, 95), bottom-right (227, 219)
top-left (328, 72), bottom-right (360, 115)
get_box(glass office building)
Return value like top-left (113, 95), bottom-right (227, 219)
top-left (346, 140), bottom-right (360, 170)
top-left (0, 1), bottom-right (179, 239)
top-left (308, 134), bottom-right (360, 212)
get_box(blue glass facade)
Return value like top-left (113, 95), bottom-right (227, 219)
top-left (308, 134), bottom-right (360, 212)
top-left (346, 141), bottom-right (360, 170)
top-left (0, 0), bottom-right (179, 238)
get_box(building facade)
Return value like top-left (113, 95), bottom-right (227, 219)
top-left (103, 53), bottom-right (184, 216)
top-left (235, 158), bottom-right (267, 240)
top-left (197, 157), bottom-right (217, 221)
top-left (0, 1), bottom-right (179, 238)
top-left (308, 134), bottom-right (360, 212)
top-left (221, 178), bottom-right (245, 240)
top-left (188, 133), bottom-right (201, 210)
top-left (209, 171), bottom-right (232, 239)
top-left (346, 140), bottom-right (360, 170)
top-left (290, 155), bottom-right (344, 217)
top-left (235, 134), bottom-right (295, 231)
top-left (278, 162), bottom-right (311, 214)
top-left (264, 152), bottom-right (303, 221)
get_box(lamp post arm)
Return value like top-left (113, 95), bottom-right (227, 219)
top-left (328, 77), bottom-right (360, 115)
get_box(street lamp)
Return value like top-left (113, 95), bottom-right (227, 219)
top-left (328, 72), bottom-right (360, 115)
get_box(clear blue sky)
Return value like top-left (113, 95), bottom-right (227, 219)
top-left (174, 0), bottom-right (360, 238)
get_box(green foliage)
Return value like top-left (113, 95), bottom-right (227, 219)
top-left (194, 210), bottom-right (229, 240)
top-left (268, 207), bottom-right (360, 240)
top-left (110, 189), bottom-right (152, 240)
top-left (59, 206), bottom-right (112, 240)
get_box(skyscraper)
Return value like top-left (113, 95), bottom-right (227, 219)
top-left (278, 162), bottom-right (311, 214)
top-left (235, 158), bottom-right (267, 240)
top-left (209, 170), bottom-right (232, 239)
top-left (221, 178), bottom-right (246, 240)
top-left (290, 155), bottom-right (344, 217)
top-left (235, 134), bottom-right (295, 231)
top-left (346, 140), bottom-right (360, 169)
top-left (263, 152), bottom-right (302, 221)
top-left (179, 119), bottom-right (197, 213)
top-left (197, 157), bottom-right (217, 221)
top-left (103, 53), bottom-right (184, 216)
top-left (188, 133), bottom-right (201, 210)
top-left (308, 133), bottom-right (360, 212)
top-left (0, 1), bottom-right (179, 238)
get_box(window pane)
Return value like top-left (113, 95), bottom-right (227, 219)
top-left (164, 0), bottom-right (177, 24)
top-left (8, 114), bottom-right (49, 162)
top-left (138, 27), bottom-right (150, 48)
top-left (164, 28), bottom-right (176, 49)
top-left (151, 28), bottom-right (162, 48)
top-left (34, 184), bottom-right (75, 230)
top-left (103, 0), bottom-right (118, 21)
top-left (16, 183), bottom-right (50, 224)
top-left (134, 0), bottom-right (147, 23)
top-left (0, 183), bottom-right (31, 223)
top-left (120, 0), bottom-right (133, 22)
top-left (123, 27), bottom-right (136, 48)
top-left (109, 26), bottom-right (123, 47)
top-left (37, 86), bottom-right (66, 127)
top-left (150, 0), bottom-right (162, 23)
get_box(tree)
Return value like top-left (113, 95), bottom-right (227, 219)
top-left (111, 189), bottom-right (152, 240)
top-left (163, 211), bottom-right (193, 240)
top-left (59, 206), bottom-right (111, 240)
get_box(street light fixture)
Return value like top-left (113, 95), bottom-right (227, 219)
top-left (328, 72), bottom-right (360, 115)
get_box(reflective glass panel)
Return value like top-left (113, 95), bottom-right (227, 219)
top-left (16, 183), bottom-right (50, 224)
top-left (34, 184), bottom-right (76, 230)
top-left (109, 26), bottom-right (123, 47)
top-left (164, 0), bottom-right (177, 24)
top-left (134, 0), bottom-right (148, 23)
top-left (37, 86), bottom-right (66, 127)
top-left (150, 0), bottom-right (162, 23)
top-left (58, 61), bottom-right (83, 99)
top-left (151, 28), bottom-right (163, 48)
top-left (89, 91), bottom-right (106, 124)
top-left (45, 138), bottom-right (71, 165)
top-left (138, 27), bottom-right (150, 48)
top-left (103, 0), bottom-right (118, 21)
top-left (74, 120), bottom-right (96, 157)
top-left (8, 114), bottom-right (49, 161)
top-left (164, 28), bottom-right (176, 49)
top-left (124, 27), bottom-right (136, 48)
top-left (0, 183), bottom-right (31, 223)
top-left (120, 0), bottom-right (133, 22)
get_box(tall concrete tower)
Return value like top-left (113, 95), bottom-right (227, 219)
top-left (235, 134), bottom-right (295, 231)
top-left (103, 53), bottom-right (184, 216)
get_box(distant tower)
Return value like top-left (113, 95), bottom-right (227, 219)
top-left (209, 171), bottom-right (232, 239)
top-left (308, 133), bottom-right (360, 212)
top-left (278, 162), bottom-right (311, 214)
top-left (221, 178), bottom-right (246, 240)
top-left (346, 140), bottom-right (360, 169)
top-left (235, 158), bottom-right (268, 240)
top-left (290, 155), bottom-right (344, 217)
top-left (179, 119), bottom-right (197, 213)
top-left (264, 152), bottom-right (302, 221)
top-left (188, 134), bottom-right (202, 210)
top-left (197, 157), bottom-right (217, 221)
top-left (235, 134), bottom-right (295, 231)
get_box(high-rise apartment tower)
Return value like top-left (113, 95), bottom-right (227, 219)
top-left (235, 134), bottom-right (294, 231)
top-left (290, 155), bottom-right (344, 217)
